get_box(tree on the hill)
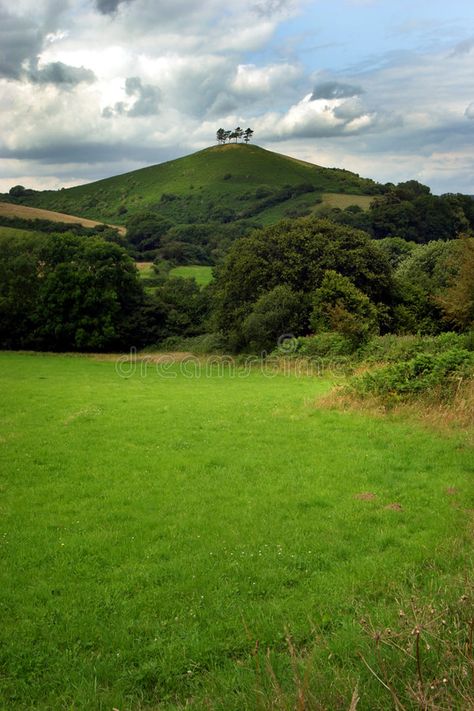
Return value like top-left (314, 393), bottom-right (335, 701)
top-left (243, 127), bottom-right (254, 143)
top-left (216, 127), bottom-right (254, 144)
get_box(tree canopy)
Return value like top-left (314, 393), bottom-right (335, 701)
top-left (216, 127), bottom-right (254, 144)
top-left (0, 232), bottom-right (144, 351)
top-left (213, 217), bottom-right (392, 349)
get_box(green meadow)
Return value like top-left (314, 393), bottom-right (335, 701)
top-left (169, 265), bottom-right (214, 286)
top-left (0, 353), bottom-right (472, 710)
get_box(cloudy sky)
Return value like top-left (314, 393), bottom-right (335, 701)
top-left (1, 0), bottom-right (473, 194)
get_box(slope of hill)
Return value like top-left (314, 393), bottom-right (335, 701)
top-left (11, 144), bottom-right (381, 226)
top-left (0, 202), bottom-right (125, 235)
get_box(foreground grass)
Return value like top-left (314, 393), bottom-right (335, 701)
top-left (0, 353), bottom-right (472, 710)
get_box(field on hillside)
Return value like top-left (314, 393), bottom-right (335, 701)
top-left (14, 145), bottom-right (379, 225)
top-left (0, 201), bottom-right (125, 234)
top-left (0, 353), bottom-right (472, 710)
top-left (169, 265), bottom-right (214, 285)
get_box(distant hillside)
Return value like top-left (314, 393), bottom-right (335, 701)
top-left (10, 144), bottom-right (381, 227)
top-left (0, 202), bottom-right (125, 234)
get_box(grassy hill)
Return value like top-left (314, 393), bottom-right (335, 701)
top-left (12, 144), bottom-right (380, 227)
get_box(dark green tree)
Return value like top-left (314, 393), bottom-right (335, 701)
top-left (125, 212), bottom-right (173, 253)
top-left (242, 285), bottom-right (308, 352)
top-left (0, 232), bottom-right (144, 351)
top-left (213, 217), bottom-right (392, 349)
top-left (310, 270), bottom-right (379, 346)
top-left (243, 127), bottom-right (254, 143)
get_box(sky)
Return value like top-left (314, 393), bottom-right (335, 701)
top-left (0, 0), bottom-right (473, 194)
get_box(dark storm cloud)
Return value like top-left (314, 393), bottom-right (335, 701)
top-left (95, 0), bottom-right (135, 15)
top-left (0, 7), bottom-right (42, 79)
top-left (102, 77), bottom-right (160, 118)
top-left (311, 81), bottom-right (364, 100)
top-left (125, 77), bottom-right (160, 116)
top-left (0, 141), bottom-right (159, 164)
top-left (29, 62), bottom-right (96, 86)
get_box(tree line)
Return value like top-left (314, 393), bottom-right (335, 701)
top-left (1, 214), bottom-right (472, 353)
top-left (216, 127), bottom-right (254, 144)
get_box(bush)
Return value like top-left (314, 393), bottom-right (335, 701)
top-left (359, 332), bottom-right (471, 363)
top-left (295, 332), bottom-right (355, 357)
top-left (349, 347), bottom-right (474, 403)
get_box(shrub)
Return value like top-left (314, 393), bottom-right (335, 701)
top-left (349, 347), bottom-right (474, 403)
top-left (295, 332), bottom-right (355, 357)
top-left (359, 332), bottom-right (471, 363)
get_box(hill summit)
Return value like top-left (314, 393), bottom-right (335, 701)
top-left (14, 144), bottom-right (382, 226)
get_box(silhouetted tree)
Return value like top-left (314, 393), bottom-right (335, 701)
top-left (244, 127), bottom-right (254, 143)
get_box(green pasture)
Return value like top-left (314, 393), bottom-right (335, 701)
top-left (169, 265), bottom-right (213, 286)
top-left (0, 353), bottom-right (471, 709)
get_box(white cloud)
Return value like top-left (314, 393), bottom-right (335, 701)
top-left (232, 63), bottom-right (302, 96)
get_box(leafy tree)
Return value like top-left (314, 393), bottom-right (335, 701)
top-left (243, 127), bottom-right (254, 143)
top-left (0, 232), bottom-right (144, 351)
top-left (125, 212), bottom-right (173, 253)
top-left (153, 277), bottom-right (211, 339)
top-left (310, 270), bottom-right (379, 346)
top-left (0, 233), bottom-right (42, 349)
top-left (216, 128), bottom-right (226, 144)
top-left (241, 285), bottom-right (308, 352)
top-left (8, 185), bottom-right (27, 198)
top-left (377, 237), bottom-right (416, 269)
top-left (436, 237), bottom-right (474, 331)
top-left (369, 183), bottom-right (472, 243)
top-left (213, 217), bottom-right (392, 348)
top-left (393, 240), bottom-right (462, 334)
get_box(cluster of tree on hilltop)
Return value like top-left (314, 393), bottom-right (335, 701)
top-left (216, 127), bottom-right (254, 144)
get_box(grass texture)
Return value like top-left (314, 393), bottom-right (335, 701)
top-left (169, 266), bottom-right (214, 286)
top-left (0, 353), bottom-right (471, 709)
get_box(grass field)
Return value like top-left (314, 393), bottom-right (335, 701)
top-left (0, 201), bottom-right (125, 235)
top-left (0, 353), bottom-right (472, 710)
top-left (169, 265), bottom-right (214, 286)
top-left (320, 193), bottom-right (374, 210)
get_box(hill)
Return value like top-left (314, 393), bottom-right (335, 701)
top-left (8, 144), bottom-right (381, 227)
